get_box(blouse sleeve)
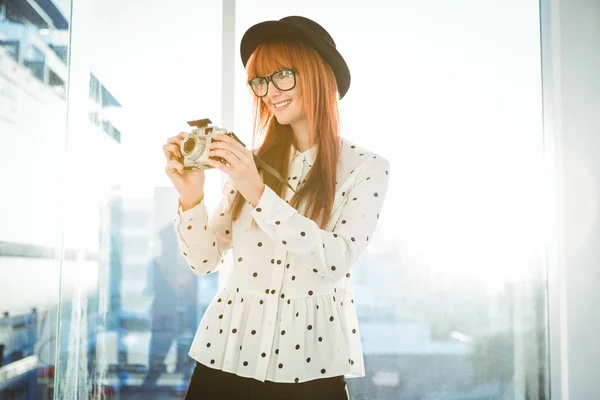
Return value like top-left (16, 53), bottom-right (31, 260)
top-left (173, 177), bottom-right (237, 276)
top-left (250, 156), bottom-right (390, 282)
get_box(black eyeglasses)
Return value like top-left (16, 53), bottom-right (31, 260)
top-left (248, 68), bottom-right (297, 98)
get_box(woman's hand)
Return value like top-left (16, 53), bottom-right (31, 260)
top-left (163, 132), bottom-right (206, 209)
top-left (205, 133), bottom-right (265, 206)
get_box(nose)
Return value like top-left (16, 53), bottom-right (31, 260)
top-left (266, 81), bottom-right (282, 100)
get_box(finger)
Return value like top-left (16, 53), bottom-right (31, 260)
top-left (209, 149), bottom-right (241, 168)
top-left (165, 159), bottom-right (184, 175)
top-left (167, 132), bottom-right (187, 145)
top-left (205, 158), bottom-right (232, 173)
top-left (163, 133), bottom-right (187, 159)
top-left (209, 139), bottom-right (248, 162)
top-left (163, 143), bottom-right (182, 160)
top-left (212, 134), bottom-right (248, 155)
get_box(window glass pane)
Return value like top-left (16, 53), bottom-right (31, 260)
top-left (234, 1), bottom-right (548, 399)
top-left (0, 0), bottom-right (71, 397)
top-left (52, 0), bottom-right (224, 397)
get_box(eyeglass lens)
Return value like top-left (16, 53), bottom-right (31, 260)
top-left (251, 70), bottom-right (295, 97)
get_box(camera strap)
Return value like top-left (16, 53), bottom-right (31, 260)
top-left (252, 155), bottom-right (297, 194)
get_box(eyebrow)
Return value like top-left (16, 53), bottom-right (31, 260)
top-left (252, 68), bottom-right (293, 79)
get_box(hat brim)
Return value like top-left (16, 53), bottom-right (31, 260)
top-left (240, 20), bottom-right (351, 99)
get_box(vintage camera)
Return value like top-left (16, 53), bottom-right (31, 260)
top-left (181, 118), bottom-right (297, 192)
top-left (181, 118), bottom-right (246, 170)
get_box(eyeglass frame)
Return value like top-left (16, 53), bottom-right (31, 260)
top-left (248, 68), bottom-right (297, 98)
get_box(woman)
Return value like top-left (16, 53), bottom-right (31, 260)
top-left (163, 16), bottom-right (390, 400)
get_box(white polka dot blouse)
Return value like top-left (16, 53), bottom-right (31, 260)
top-left (173, 138), bottom-right (390, 383)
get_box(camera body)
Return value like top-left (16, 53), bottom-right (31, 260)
top-left (181, 118), bottom-right (245, 170)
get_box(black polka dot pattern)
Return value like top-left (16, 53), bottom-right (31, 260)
top-left (173, 144), bottom-right (389, 382)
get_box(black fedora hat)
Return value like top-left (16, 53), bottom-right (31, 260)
top-left (240, 16), bottom-right (351, 99)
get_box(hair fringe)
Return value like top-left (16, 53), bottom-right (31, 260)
top-left (230, 40), bottom-right (341, 230)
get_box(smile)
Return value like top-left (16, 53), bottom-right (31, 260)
top-left (274, 100), bottom-right (292, 109)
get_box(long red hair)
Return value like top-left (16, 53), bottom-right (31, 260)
top-left (229, 39), bottom-right (342, 229)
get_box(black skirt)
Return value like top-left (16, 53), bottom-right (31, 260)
top-left (184, 361), bottom-right (349, 400)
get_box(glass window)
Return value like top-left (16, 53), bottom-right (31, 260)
top-left (234, 2), bottom-right (547, 399)
top-left (53, 0), bottom-right (225, 397)
top-left (1, 0), bottom-right (554, 398)
top-left (0, 0), bottom-right (71, 396)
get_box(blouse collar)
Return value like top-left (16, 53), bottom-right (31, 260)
top-left (291, 143), bottom-right (319, 165)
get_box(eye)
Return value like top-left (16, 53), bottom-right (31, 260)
top-left (277, 70), bottom-right (293, 79)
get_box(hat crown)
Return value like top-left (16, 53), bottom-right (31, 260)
top-left (240, 15), bottom-right (350, 98)
top-left (279, 16), bottom-right (336, 47)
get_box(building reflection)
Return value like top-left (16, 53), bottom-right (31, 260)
top-left (1, 0), bottom-right (70, 398)
top-left (0, 0), bottom-right (215, 397)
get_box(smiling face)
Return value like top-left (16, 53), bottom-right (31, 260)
top-left (260, 70), bottom-right (306, 126)
top-left (246, 41), bottom-right (310, 128)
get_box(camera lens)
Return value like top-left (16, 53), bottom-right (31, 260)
top-left (183, 138), bottom-right (196, 154)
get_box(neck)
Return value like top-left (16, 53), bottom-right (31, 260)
top-left (290, 117), bottom-right (311, 152)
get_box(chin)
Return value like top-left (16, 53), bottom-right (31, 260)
top-left (273, 112), bottom-right (297, 125)
top-left (274, 115), bottom-right (292, 125)
top-left (274, 111), bottom-right (302, 126)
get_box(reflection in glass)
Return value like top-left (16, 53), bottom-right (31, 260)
top-left (51, 0), bottom-right (224, 397)
top-left (0, 0), bottom-right (70, 398)
top-left (143, 225), bottom-right (198, 386)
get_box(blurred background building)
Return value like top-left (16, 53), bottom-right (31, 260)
top-left (1, 1), bottom-right (213, 397)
